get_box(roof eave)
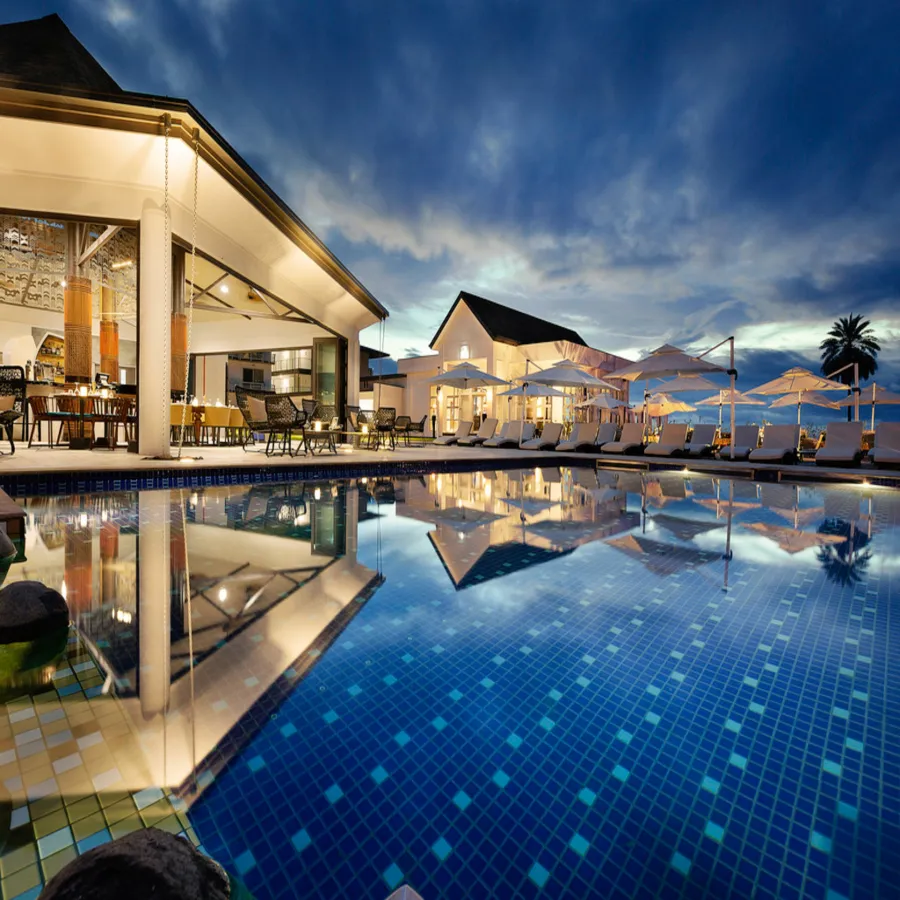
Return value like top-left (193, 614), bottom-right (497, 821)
top-left (0, 81), bottom-right (388, 322)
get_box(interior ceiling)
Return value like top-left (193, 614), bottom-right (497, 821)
top-left (186, 254), bottom-right (310, 325)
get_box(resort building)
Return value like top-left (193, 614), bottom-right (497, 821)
top-left (398, 291), bottom-right (632, 433)
top-left (0, 13), bottom-right (386, 457)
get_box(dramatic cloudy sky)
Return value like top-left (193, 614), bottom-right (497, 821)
top-left (10, 0), bottom-right (900, 402)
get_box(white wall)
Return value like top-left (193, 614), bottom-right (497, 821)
top-left (197, 354), bottom-right (228, 403)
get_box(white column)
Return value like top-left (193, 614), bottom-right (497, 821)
top-left (139, 488), bottom-right (171, 720)
top-left (347, 333), bottom-right (360, 409)
top-left (139, 202), bottom-right (172, 456)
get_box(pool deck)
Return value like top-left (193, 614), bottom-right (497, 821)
top-left (0, 442), bottom-right (897, 489)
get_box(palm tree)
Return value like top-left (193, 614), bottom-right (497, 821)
top-left (816, 518), bottom-right (872, 587)
top-left (820, 315), bottom-right (880, 420)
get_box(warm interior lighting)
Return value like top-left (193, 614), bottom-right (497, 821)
top-left (484, 481), bottom-right (492, 499)
top-left (314, 421), bottom-right (322, 432)
top-left (100, 388), bottom-right (109, 399)
top-left (314, 487), bottom-right (322, 500)
top-left (78, 385), bottom-right (88, 397)
top-left (60, 278), bottom-right (67, 288)
top-left (361, 424), bottom-right (368, 434)
top-left (459, 343), bottom-right (470, 360)
top-left (219, 284), bottom-right (229, 294)
top-left (217, 587), bottom-right (228, 603)
top-left (110, 260), bottom-right (133, 269)
top-left (191, 396), bottom-right (200, 407)
top-left (360, 477), bottom-right (368, 484)
top-left (79, 513), bottom-right (88, 527)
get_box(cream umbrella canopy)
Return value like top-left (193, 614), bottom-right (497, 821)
top-left (748, 367), bottom-right (846, 424)
top-left (767, 390), bottom-right (840, 425)
top-left (606, 344), bottom-right (726, 381)
top-left (497, 383), bottom-right (565, 446)
top-left (518, 359), bottom-right (617, 390)
top-left (607, 344), bottom-right (730, 447)
top-left (696, 389), bottom-right (765, 426)
top-left (838, 383), bottom-right (900, 430)
top-left (646, 393), bottom-right (697, 417)
top-left (575, 394), bottom-right (631, 424)
top-left (655, 374), bottom-right (724, 394)
top-left (426, 363), bottom-right (509, 436)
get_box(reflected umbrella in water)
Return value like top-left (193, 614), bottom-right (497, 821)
top-left (741, 522), bottom-right (845, 555)
top-left (605, 534), bottom-right (722, 578)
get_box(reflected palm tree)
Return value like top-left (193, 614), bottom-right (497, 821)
top-left (816, 518), bottom-right (872, 586)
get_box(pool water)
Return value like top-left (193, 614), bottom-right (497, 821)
top-left (1, 468), bottom-right (897, 899)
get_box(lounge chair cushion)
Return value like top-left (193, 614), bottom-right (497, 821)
top-left (485, 421), bottom-right (523, 447)
top-left (458, 418), bottom-right (498, 445)
top-left (247, 397), bottom-right (267, 423)
top-left (555, 423), bottom-right (597, 452)
top-left (521, 422), bottom-right (563, 450)
top-left (748, 425), bottom-right (800, 462)
top-left (434, 423), bottom-right (471, 445)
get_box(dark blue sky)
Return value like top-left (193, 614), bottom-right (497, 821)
top-left (5, 1), bottom-right (899, 408)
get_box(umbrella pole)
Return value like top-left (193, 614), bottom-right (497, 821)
top-left (871, 383), bottom-right (876, 431)
top-left (854, 362), bottom-right (859, 423)
top-left (723, 477), bottom-right (733, 591)
top-left (729, 338), bottom-right (736, 460)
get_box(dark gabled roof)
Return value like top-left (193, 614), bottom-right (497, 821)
top-left (430, 291), bottom-right (586, 349)
top-left (0, 14), bottom-right (121, 95)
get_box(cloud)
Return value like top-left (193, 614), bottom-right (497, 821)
top-left (58, 0), bottom-right (900, 391)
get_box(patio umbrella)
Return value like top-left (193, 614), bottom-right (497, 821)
top-left (768, 390), bottom-right (840, 424)
top-left (426, 362), bottom-right (509, 390)
top-left (607, 344), bottom-right (726, 382)
top-left (838, 383), bottom-right (900, 430)
top-left (697, 389), bottom-right (765, 426)
top-left (608, 344), bottom-right (728, 443)
top-left (575, 393), bottom-right (631, 423)
top-left (646, 393), bottom-right (696, 417)
top-left (497, 383), bottom-right (565, 446)
top-left (655, 374), bottom-right (724, 394)
top-left (519, 359), bottom-right (617, 390)
top-left (427, 363), bottom-right (509, 437)
top-left (748, 367), bottom-right (846, 424)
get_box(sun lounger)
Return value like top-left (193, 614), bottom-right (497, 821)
top-left (555, 422), bottom-right (597, 452)
top-left (870, 422), bottom-right (900, 468)
top-left (600, 422), bottom-right (646, 454)
top-left (434, 421), bottom-right (472, 446)
top-left (521, 422), bottom-right (563, 450)
top-left (815, 421), bottom-right (864, 466)
top-left (717, 425), bottom-right (760, 460)
top-left (683, 424), bottom-right (719, 457)
top-left (644, 424), bottom-right (690, 457)
top-left (593, 422), bottom-right (619, 449)
top-left (485, 420), bottom-right (530, 448)
top-left (458, 417), bottom-right (498, 446)
top-left (748, 424), bottom-right (801, 464)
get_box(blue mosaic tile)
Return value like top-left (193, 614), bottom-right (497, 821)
top-left (569, 833), bottom-right (590, 857)
top-left (60, 466), bottom-right (896, 900)
top-left (432, 836), bottom-right (452, 861)
top-left (493, 770), bottom-right (510, 788)
top-left (291, 829), bottom-right (311, 852)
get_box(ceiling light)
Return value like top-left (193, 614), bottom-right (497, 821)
top-left (217, 587), bottom-right (228, 603)
top-left (111, 260), bottom-right (133, 269)
top-left (219, 284), bottom-right (229, 295)
top-left (60, 279), bottom-right (67, 288)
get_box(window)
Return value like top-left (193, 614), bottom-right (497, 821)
top-left (243, 368), bottom-right (263, 384)
top-left (459, 343), bottom-right (470, 360)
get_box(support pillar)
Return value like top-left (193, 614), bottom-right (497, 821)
top-left (99, 284), bottom-right (119, 380)
top-left (64, 276), bottom-right (92, 384)
top-left (138, 203), bottom-right (172, 457)
top-left (171, 247), bottom-right (187, 396)
top-left (138, 488), bottom-right (171, 720)
top-left (347, 333), bottom-right (360, 410)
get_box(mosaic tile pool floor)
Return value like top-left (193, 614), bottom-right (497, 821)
top-left (1, 468), bottom-right (898, 898)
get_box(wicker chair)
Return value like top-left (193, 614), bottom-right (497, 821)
top-left (405, 414), bottom-right (427, 444)
top-left (93, 396), bottom-right (134, 449)
top-left (264, 394), bottom-right (305, 456)
top-left (234, 386), bottom-right (276, 452)
top-left (372, 407), bottom-right (397, 450)
top-left (0, 367), bottom-right (25, 455)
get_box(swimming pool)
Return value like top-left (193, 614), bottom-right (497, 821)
top-left (1, 467), bottom-right (897, 899)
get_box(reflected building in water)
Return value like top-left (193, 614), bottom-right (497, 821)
top-left (6, 480), bottom-right (383, 806)
top-left (394, 468), bottom-right (640, 589)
